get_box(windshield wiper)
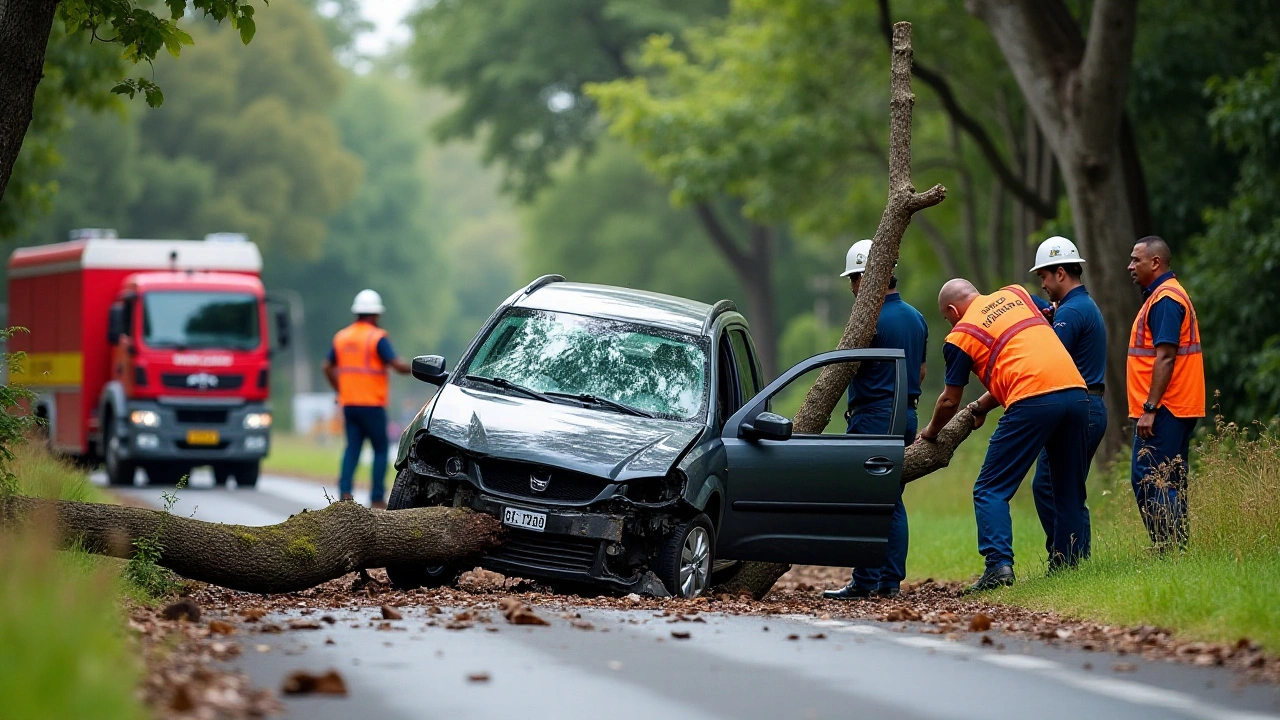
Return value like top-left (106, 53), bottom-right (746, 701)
top-left (548, 392), bottom-right (654, 418)
top-left (464, 375), bottom-right (556, 404)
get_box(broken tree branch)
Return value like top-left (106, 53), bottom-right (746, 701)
top-left (0, 497), bottom-right (504, 594)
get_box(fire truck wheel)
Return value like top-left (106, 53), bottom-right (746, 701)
top-left (104, 420), bottom-right (137, 486)
top-left (232, 461), bottom-right (260, 488)
top-left (212, 464), bottom-right (232, 485)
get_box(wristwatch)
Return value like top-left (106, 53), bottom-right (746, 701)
top-left (1142, 401), bottom-right (1157, 414)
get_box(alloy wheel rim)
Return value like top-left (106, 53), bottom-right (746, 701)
top-left (678, 526), bottom-right (712, 597)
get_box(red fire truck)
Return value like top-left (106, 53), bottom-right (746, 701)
top-left (6, 229), bottom-right (289, 486)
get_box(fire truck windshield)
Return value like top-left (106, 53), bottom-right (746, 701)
top-left (142, 291), bottom-right (261, 351)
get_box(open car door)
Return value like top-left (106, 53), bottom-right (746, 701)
top-left (716, 349), bottom-right (907, 568)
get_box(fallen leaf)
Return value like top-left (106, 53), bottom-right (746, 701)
top-left (161, 598), bottom-right (201, 622)
top-left (787, 634), bottom-right (800, 641)
top-left (282, 669), bottom-right (348, 696)
top-left (671, 631), bottom-right (691, 640)
top-left (380, 605), bottom-right (403, 620)
top-left (289, 619), bottom-right (322, 630)
top-left (1113, 663), bottom-right (1137, 673)
top-left (571, 620), bottom-right (595, 630)
top-left (468, 673), bottom-right (491, 683)
top-left (208, 620), bottom-right (236, 635)
top-left (239, 608), bottom-right (267, 622)
top-left (321, 615), bottom-right (336, 625)
top-left (980, 635), bottom-right (994, 646)
top-left (169, 684), bottom-right (195, 712)
top-left (809, 633), bottom-right (827, 640)
top-left (969, 613), bottom-right (993, 632)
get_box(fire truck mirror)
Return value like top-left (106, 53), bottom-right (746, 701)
top-left (107, 303), bottom-right (128, 344)
top-left (274, 307), bottom-right (291, 350)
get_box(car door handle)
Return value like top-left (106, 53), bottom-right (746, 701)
top-left (864, 457), bottom-right (895, 475)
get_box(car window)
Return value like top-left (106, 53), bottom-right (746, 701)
top-left (461, 308), bottom-right (709, 421)
top-left (728, 328), bottom-right (759, 400)
top-left (716, 334), bottom-right (739, 428)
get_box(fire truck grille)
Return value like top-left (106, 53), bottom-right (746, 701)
top-left (161, 373), bottom-right (245, 390)
top-left (174, 409), bottom-right (230, 425)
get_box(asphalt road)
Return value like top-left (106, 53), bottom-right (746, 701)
top-left (95, 471), bottom-right (1280, 720)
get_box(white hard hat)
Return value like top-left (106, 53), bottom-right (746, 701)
top-left (351, 289), bottom-right (386, 315)
top-left (840, 239), bottom-right (875, 278)
top-left (1029, 236), bottom-right (1086, 273)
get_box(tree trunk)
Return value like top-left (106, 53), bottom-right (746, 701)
top-left (721, 22), bottom-right (952, 600)
top-left (968, 0), bottom-right (1141, 458)
top-left (0, 496), bottom-right (504, 594)
top-left (0, 0), bottom-right (59, 202)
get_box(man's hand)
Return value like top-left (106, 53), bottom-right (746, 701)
top-left (1136, 410), bottom-right (1156, 439)
top-left (971, 409), bottom-right (986, 429)
top-left (918, 424), bottom-right (938, 442)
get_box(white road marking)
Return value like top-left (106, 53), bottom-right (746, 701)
top-left (793, 615), bottom-right (1280, 720)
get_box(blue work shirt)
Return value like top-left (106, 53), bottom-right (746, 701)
top-left (1030, 287), bottom-right (1107, 386)
top-left (847, 292), bottom-right (928, 409)
top-left (326, 336), bottom-right (397, 365)
top-left (1143, 272), bottom-right (1186, 347)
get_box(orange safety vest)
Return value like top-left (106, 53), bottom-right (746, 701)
top-left (333, 321), bottom-right (389, 407)
top-left (945, 285), bottom-right (1086, 407)
top-left (1126, 277), bottom-right (1205, 419)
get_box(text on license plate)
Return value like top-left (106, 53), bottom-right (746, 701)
top-left (503, 507), bottom-right (547, 532)
top-left (186, 429), bottom-right (220, 446)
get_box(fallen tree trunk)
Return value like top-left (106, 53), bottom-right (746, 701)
top-left (0, 497), bottom-right (503, 594)
top-left (717, 21), bottom-right (970, 601)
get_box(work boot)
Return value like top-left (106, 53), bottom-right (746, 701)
top-left (965, 564), bottom-right (1015, 594)
top-left (340, 493), bottom-right (355, 503)
top-left (874, 586), bottom-right (901, 598)
top-left (371, 500), bottom-right (388, 510)
top-left (822, 582), bottom-right (875, 601)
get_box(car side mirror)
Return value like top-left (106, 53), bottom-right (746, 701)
top-left (411, 355), bottom-right (449, 386)
top-left (741, 411), bottom-right (792, 441)
top-left (274, 307), bottom-right (291, 350)
top-left (107, 303), bottom-right (127, 344)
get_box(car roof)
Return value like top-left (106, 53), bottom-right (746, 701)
top-left (515, 282), bottom-right (716, 336)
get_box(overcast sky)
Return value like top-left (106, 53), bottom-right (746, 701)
top-left (355, 0), bottom-right (415, 56)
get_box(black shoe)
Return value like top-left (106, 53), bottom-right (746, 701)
top-left (823, 583), bottom-right (875, 600)
top-left (874, 586), bottom-right (900, 598)
top-left (965, 564), bottom-right (1015, 594)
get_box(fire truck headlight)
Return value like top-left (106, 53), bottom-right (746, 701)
top-left (243, 413), bottom-right (272, 430)
top-left (130, 410), bottom-right (161, 428)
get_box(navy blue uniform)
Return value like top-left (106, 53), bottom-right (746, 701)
top-left (1030, 287), bottom-right (1107, 560)
top-left (846, 292), bottom-right (927, 593)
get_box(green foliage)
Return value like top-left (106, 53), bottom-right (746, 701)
top-left (1186, 55), bottom-right (1280, 421)
top-left (409, 0), bottom-right (726, 199)
top-left (124, 477), bottom-right (186, 600)
top-left (0, 328), bottom-right (40, 495)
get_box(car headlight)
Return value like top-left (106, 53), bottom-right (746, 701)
top-left (130, 410), bottom-right (161, 427)
top-left (243, 412), bottom-right (272, 430)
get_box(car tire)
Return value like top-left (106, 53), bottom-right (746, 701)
top-left (104, 417), bottom-right (137, 487)
top-left (232, 461), bottom-right (260, 488)
top-left (657, 513), bottom-right (715, 598)
top-left (384, 467), bottom-right (463, 590)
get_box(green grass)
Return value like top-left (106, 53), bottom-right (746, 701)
top-left (903, 412), bottom-right (1280, 650)
top-left (262, 433), bottom-right (345, 481)
top-left (1, 444), bottom-right (147, 720)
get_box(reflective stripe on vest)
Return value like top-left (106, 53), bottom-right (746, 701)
top-left (1126, 278), bottom-right (1205, 418)
top-left (945, 285), bottom-right (1085, 407)
top-left (333, 322), bottom-right (389, 407)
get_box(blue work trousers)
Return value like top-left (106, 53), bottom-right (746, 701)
top-left (1032, 393), bottom-right (1106, 560)
top-left (339, 405), bottom-right (389, 503)
top-left (847, 401), bottom-right (917, 592)
top-left (974, 388), bottom-right (1089, 570)
top-left (1130, 407), bottom-right (1198, 547)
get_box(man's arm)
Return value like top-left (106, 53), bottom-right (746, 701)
top-left (919, 384), bottom-right (963, 440)
top-left (920, 363), bottom-right (927, 385)
top-left (1136, 344), bottom-right (1177, 439)
top-left (323, 359), bottom-right (339, 393)
top-left (377, 336), bottom-right (412, 375)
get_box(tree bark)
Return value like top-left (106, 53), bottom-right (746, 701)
top-left (720, 22), bottom-right (952, 600)
top-left (968, 0), bottom-right (1140, 458)
top-left (0, 0), bottom-right (59, 203)
top-left (0, 496), bottom-right (504, 594)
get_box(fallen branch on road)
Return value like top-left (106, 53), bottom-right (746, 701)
top-left (0, 497), bottom-right (503, 594)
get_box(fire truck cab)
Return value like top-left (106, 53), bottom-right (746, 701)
top-left (7, 230), bottom-right (288, 486)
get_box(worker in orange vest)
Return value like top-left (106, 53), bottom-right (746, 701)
top-left (323, 290), bottom-right (411, 508)
top-left (920, 279), bottom-right (1090, 592)
top-left (1126, 236), bottom-right (1205, 548)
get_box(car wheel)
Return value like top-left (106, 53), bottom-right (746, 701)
top-left (657, 513), bottom-right (715, 598)
top-left (104, 418), bottom-right (137, 486)
top-left (384, 467), bottom-right (463, 590)
top-left (232, 461), bottom-right (260, 488)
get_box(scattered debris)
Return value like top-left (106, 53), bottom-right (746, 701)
top-left (498, 597), bottom-right (551, 626)
top-left (969, 613), bottom-right (993, 632)
top-left (671, 631), bottom-right (692, 640)
top-left (161, 597), bottom-right (201, 622)
top-left (809, 633), bottom-right (827, 640)
top-left (467, 672), bottom-right (491, 683)
top-left (208, 620), bottom-right (236, 635)
top-left (238, 607), bottom-right (267, 622)
top-left (282, 669), bottom-right (348, 696)
top-left (289, 619), bottom-right (323, 630)
top-left (380, 605), bottom-right (403, 620)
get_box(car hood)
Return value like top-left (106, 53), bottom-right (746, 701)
top-left (426, 384), bottom-right (702, 481)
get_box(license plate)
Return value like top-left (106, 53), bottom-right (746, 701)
top-left (503, 507), bottom-right (547, 532)
top-left (186, 429), bottom-right (220, 446)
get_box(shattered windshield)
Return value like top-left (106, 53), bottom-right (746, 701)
top-left (461, 309), bottom-right (708, 421)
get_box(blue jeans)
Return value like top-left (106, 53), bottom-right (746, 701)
top-left (340, 405), bottom-right (389, 503)
top-left (1130, 407), bottom-right (1198, 547)
top-left (1032, 393), bottom-right (1106, 560)
top-left (974, 388), bottom-right (1089, 570)
top-left (847, 401), bottom-right (917, 592)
